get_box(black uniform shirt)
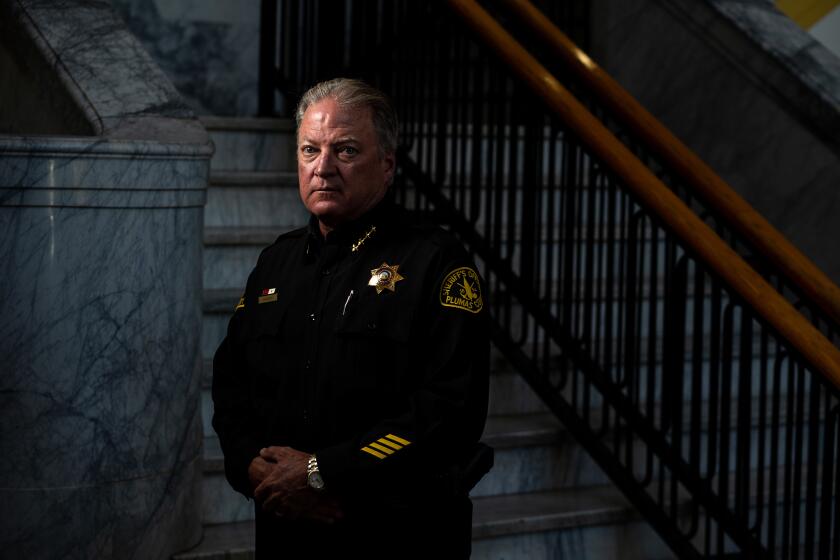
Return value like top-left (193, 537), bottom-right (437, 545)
top-left (212, 198), bottom-right (490, 507)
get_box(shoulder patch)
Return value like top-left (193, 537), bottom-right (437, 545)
top-left (440, 267), bottom-right (483, 313)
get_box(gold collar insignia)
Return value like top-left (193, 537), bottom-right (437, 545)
top-left (368, 263), bottom-right (404, 294)
top-left (352, 225), bottom-right (377, 252)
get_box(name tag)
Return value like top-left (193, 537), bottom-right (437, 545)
top-left (258, 293), bottom-right (278, 304)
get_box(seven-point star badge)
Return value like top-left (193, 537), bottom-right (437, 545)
top-left (368, 263), bottom-right (405, 294)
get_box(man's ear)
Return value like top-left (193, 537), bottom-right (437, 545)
top-left (382, 151), bottom-right (396, 186)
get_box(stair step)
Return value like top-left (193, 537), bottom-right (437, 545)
top-left (199, 116), bottom-right (296, 173)
top-left (210, 170), bottom-right (298, 186)
top-left (472, 485), bottom-right (635, 539)
top-left (204, 226), bottom-right (311, 291)
top-left (201, 116), bottom-right (295, 132)
top-left (205, 171), bottom-right (306, 229)
top-left (204, 289), bottom-right (243, 314)
top-left (173, 520), bottom-right (254, 560)
top-left (471, 488), bottom-right (673, 559)
top-left (482, 414), bottom-right (562, 448)
top-left (204, 226), bottom-right (288, 246)
top-left (174, 485), bottom-right (657, 560)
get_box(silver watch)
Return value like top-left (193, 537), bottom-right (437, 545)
top-left (307, 454), bottom-right (325, 491)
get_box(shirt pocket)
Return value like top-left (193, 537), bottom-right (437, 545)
top-left (332, 293), bottom-right (414, 404)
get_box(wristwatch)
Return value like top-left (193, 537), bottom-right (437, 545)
top-left (307, 454), bottom-right (325, 491)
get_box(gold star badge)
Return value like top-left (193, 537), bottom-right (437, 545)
top-left (368, 263), bottom-right (405, 294)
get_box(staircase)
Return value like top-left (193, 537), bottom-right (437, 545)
top-left (176, 116), bottom-right (678, 559)
top-left (171, 0), bottom-right (840, 555)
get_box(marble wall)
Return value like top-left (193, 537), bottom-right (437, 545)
top-left (0, 0), bottom-right (211, 558)
top-left (589, 0), bottom-right (840, 286)
top-left (111, 0), bottom-right (262, 117)
top-left (0, 138), bottom-right (209, 559)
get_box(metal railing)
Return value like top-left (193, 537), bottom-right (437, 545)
top-left (488, 0), bottom-right (840, 348)
top-left (259, 1), bottom-right (840, 556)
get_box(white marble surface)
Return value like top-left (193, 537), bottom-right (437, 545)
top-left (206, 128), bottom-right (296, 172)
top-left (112, 0), bottom-right (261, 116)
top-left (0, 191), bottom-right (205, 556)
top-left (204, 184), bottom-right (306, 228)
top-left (471, 443), bottom-right (610, 498)
top-left (5, 0), bottom-right (206, 142)
top-left (1, 1), bottom-right (211, 556)
top-left (589, 0), bottom-right (840, 286)
top-left (472, 521), bottom-right (674, 559)
top-left (203, 245), bottom-right (266, 291)
top-left (202, 473), bottom-right (255, 525)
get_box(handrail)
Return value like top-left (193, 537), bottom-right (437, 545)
top-left (494, 0), bottom-right (840, 330)
top-left (445, 0), bottom-right (840, 388)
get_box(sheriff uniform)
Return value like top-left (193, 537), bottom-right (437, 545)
top-left (212, 197), bottom-right (490, 556)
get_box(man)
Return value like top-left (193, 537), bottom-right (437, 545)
top-left (212, 78), bottom-right (490, 557)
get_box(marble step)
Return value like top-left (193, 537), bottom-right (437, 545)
top-left (205, 171), bottom-right (308, 228)
top-left (188, 463), bottom-right (824, 560)
top-left (174, 485), bottom-right (672, 560)
top-left (200, 116), bottom-right (296, 173)
top-left (203, 226), bottom-right (301, 290)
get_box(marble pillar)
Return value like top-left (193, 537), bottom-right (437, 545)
top-left (0, 136), bottom-right (210, 559)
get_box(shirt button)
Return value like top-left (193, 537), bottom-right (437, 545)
top-left (310, 313), bottom-right (316, 321)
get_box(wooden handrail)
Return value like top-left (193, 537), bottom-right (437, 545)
top-left (446, 0), bottom-right (840, 388)
top-left (495, 0), bottom-right (840, 330)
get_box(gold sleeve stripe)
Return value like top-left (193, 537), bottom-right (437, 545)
top-left (361, 446), bottom-right (386, 459)
top-left (234, 297), bottom-right (245, 311)
top-left (369, 442), bottom-right (395, 455)
top-left (385, 434), bottom-right (411, 446)
top-left (378, 438), bottom-right (402, 450)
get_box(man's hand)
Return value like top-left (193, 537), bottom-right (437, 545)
top-left (251, 446), bottom-right (344, 523)
top-left (247, 455), bottom-right (276, 491)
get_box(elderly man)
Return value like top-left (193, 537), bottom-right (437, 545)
top-left (212, 78), bottom-right (490, 557)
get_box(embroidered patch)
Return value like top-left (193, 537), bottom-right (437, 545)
top-left (440, 267), bottom-right (483, 313)
top-left (360, 434), bottom-right (412, 460)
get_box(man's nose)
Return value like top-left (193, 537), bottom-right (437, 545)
top-left (314, 150), bottom-right (337, 176)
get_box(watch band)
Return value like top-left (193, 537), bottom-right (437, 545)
top-left (307, 454), bottom-right (325, 491)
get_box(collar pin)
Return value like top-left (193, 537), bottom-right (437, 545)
top-left (352, 225), bottom-right (377, 253)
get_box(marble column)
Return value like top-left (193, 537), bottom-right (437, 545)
top-left (0, 136), bottom-right (210, 559)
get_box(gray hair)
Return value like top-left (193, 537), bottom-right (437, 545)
top-left (295, 78), bottom-right (399, 156)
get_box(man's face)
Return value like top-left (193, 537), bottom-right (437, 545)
top-left (297, 97), bottom-right (395, 234)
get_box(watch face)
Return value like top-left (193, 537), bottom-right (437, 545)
top-left (308, 471), bottom-right (325, 490)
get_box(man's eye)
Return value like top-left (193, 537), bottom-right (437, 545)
top-left (340, 146), bottom-right (358, 156)
top-left (301, 146), bottom-right (317, 154)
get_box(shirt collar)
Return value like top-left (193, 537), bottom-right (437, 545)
top-left (306, 194), bottom-right (397, 249)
